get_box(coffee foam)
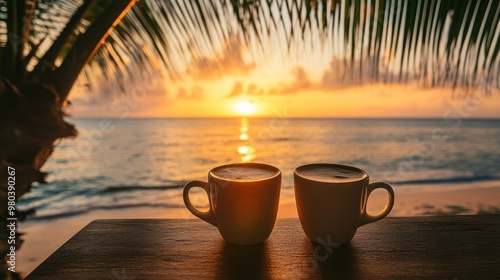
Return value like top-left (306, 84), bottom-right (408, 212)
top-left (211, 165), bottom-right (278, 181)
top-left (296, 165), bottom-right (367, 183)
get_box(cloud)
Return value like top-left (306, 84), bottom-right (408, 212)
top-left (223, 57), bottom-right (382, 99)
top-left (247, 83), bottom-right (257, 95)
top-left (186, 37), bottom-right (256, 81)
top-left (228, 82), bottom-right (244, 97)
top-left (69, 88), bottom-right (173, 117)
top-left (268, 67), bottom-right (312, 95)
top-left (226, 67), bottom-right (313, 98)
top-left (320, 58), bottom-right (377, 89)
top-left (247, 83), bottom-right (264, 95)
top-left (226, 82), bottom-right (265, 98)
top-left (177, 86), bottom-right (204, 100)
top-left (263, 59), bottom-right (377, 95)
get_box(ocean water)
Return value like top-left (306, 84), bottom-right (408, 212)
top-left (18, 118), bottom-right (500, 220)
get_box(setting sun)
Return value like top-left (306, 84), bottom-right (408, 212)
top-left (234, 101), bottom-right (256, 115)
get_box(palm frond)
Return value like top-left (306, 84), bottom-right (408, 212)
top-left (77, 0), bottom-right (498, 97)
top-left (1, 0), bottom-right (499, 98)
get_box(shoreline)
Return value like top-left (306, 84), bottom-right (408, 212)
top-left (17, 184), bottom-right (500, 278)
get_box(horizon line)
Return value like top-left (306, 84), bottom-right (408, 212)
top-left (68, 116), bottom-right (500, 120)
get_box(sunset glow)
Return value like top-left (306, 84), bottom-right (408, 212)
top-left (234, 101), bottom-right (256, 115)
top-left (70, 36), bottom-right (500, 119)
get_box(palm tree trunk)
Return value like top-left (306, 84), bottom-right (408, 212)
top-left (1, 1), bottom-right (137, 278)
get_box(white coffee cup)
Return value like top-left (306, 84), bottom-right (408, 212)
top-left (183, 163), bottom-right (281, 246)
top-left (294, 163), bottom-right (394, 246)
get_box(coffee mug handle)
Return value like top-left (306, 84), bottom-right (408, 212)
top-left (359, 182), bottom-right (395, 226)
top-left (183, 180), bottom-right (217, 226)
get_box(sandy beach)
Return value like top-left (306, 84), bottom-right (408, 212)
top-left (17, 182), bottom-right (500, 277)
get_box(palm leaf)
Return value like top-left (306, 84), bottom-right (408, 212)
top-left (85, 0), bottom-right (498, 96)
top-left (2, 0), bottom-right (498, 97)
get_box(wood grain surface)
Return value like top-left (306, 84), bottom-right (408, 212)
top-left (26, 216), bottom-right (500, 279)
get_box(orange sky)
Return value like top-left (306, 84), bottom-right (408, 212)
top-left (70, 38), bottom-right (500, 119)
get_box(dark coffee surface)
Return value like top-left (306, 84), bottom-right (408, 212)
top-left (296, 165), bottom-right (367, 183)
top-left (212, 165), bottom-right (278, 181)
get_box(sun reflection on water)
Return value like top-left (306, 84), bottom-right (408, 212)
top-left (237, 118), bottom-right (256, 162)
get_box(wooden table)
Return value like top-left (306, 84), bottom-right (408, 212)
top-left (26, 216), bottom-right (500, 279)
